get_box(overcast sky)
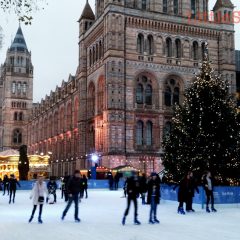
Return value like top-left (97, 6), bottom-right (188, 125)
top-left (0, 0), bottom-right (240, 102)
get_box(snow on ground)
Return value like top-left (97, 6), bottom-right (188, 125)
top-left (0, 190), bottom-right (239, 240)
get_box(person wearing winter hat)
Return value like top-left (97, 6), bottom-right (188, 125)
top-left (147, 172), bottom-right (161, 224)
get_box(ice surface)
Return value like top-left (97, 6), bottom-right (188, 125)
top-left (0, 190), bottom-right (239, 240)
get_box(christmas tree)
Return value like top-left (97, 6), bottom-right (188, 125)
top-left (163, 45), bottom-right (240, 185)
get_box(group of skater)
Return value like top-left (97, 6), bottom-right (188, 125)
top-left (0, 169), bottom-right (217, 225)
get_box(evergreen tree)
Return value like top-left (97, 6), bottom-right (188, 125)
top-left (163, 47), bottom-right (240, 184)
top-left (18, 145), bottom-right (30, 180)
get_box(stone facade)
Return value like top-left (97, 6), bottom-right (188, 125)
top-left (27, 0), bottom-right (236, 176)
top-left (0, 27), bottom-right (33, 151)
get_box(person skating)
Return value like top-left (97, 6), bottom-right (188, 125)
top-left (147, 172), bottom-right (161, 224)
top-left (29, 175), bottom-right (48, 224)
top-left (186, 171), bottom-right (199, 212)
top-left (139, 173), bottom-right (147, 205)
top-left (202, 171), bottom-right (217, 213)
top-left (3, 175), bottom-right (9, 196)
top-left (46, 177), bottom-right (58, 203)
top-left (61, 170), bottom-right (83, 222)
top-left (122, 171), bottom-right (141, 225)
top-left (8, 174), bottom-right (21, 204)
top-left (63, 173), bottom-right (70, 202)
top-left (81, 175), bottom-right (88, 199)
top-left (174, 172), bottom-right (192, 215)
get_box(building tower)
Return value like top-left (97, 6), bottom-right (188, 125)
top-left (0, 26), bottom-right (33, 151)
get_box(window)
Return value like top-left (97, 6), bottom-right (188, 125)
top-left (17, 82), bottom-right (21, 93)
top-left (136, 84), bottom-right (144, 104)
top-left (201, 42), bottom-right (206, 60)
top-left (19, 112), bottom-right (23, 121)
top-left (146, 121), bottom-right (153, 146)
top-left (146, 35), bottom-right (154, 55)
top-left (164, 87), bottom-right (172, 106)
top-left (163, 0), bottom-right (168, 13)
top-left (96, 44), bottom-right (99, 61)
top-left (175, 39), bottom-right (181, 58)
top-left (174, 0), bottom-right (178, 15)
top-left (165, 79), bottom-right (180, 106)
top-left (193, 41), bottom-right (199, 60)
top-left (23, 82), bottom-right (27, 94)
top-left (99, 41), bottom-right (102, 59)
top-left (136, 121), bottom-right (144, 145)
top-left (166, 38), bottom-right (172, 57)
top-left (137, 34), bottom-right (144, 54)
top-left (145, 85), bottom-right (152, 105)
top-left (89, 49), bottom-right (92, 66)
top-left (12, 82), bottom-right (16, 94)
top-left (13, 129), bottom-right (22, 144)
top-left (93, 47), bottom-right (96, 64)
top-left (142, 0), bottom-right (147, 10)
top-left (10, 57), bottom-right (14, 65)
top-left (14, 112), bottom-right (18, 121)
top-left (88, 82), bottom-right (95, 117)
top-left (164, 122), bottom-right (172, 137)
top-left (191, 0), bottom-right (196, 18)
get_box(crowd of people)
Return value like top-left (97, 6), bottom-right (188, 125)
top-left (0, 169), bottom-right (217, 225)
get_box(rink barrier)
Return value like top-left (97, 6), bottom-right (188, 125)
top-left (15, 181), bottom-right (240, 204)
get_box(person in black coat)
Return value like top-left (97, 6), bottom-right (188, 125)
top-left (186, 172), bottom-right (199, 212)
top-left (63, 173), bottom-right (70, 202)
top-left (9, 174), bottom-right (21, 204)
top-left (81, 175), bottom-right (88, 199)
top-left (175, 171), bottom-right (194, 215)
top-left (3, 175), bottom-right (9, 196)
top-left (139, 173), bottom-right (147, 205)
top-left (62, 170), bottom-right (83, 222)
top-left (147, 172), bottom-right (161, 224)
top-left (122, 171), bottom-right (141, 225)
top-left (47, 178), bottom-right (58, 203)
top-left (202, 171), bottom-right (217, 213)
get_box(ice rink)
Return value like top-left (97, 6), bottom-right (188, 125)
top-left (0, 190), bottom-right (239, 240)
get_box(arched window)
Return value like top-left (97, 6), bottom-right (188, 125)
top-left (145, 84), bottom-right (152, 105)
top-left (142, 0), bottom-right (147, 10)
top-left (88, 82), bottom-right (95, 117)
top-left (201, 42), bottom-right (206, 60)
top-left (165, 79), bottom-right (181, 106)
top-left (99, 41), bottom-right (102, 59)
top-left (67, 103), bottom-right (72, 129)
top-left (175, 39), bottom-right (181, 58)
top-left (137, 34), bottom-right (144, 54)
top-left (19, 112), bottom-right (23, 121)
top-left (17, 82), bottom-right (21, 93)
top-left (166, 38), bottom-right (172, 57)
top-left (13, 129), bottom-right (22, 144)
top-left (146, 121), bottom-right (153, 146)
top-left (93, 47), bottom-right (96, 64)
top-left (173, 87), bottom-right (180, 105)
top-left (89, 49), bottom-right (92, 66)
top-left (12, 82), bottom-right (16, 94)
top-left (193, 41), bottom-right (199, 60)
top-left (163, 0), bottom-right (168, 13)
top-left (136, 84), bottom-right (144, 104)
top-left (96, 43), bottom-right (99, 61)
top-left (22, 82), bottom-right (27, 94)
top-left (74, 99), bottom-right (79, 128)
top-left (146, 35), bottom-right (154, 55)
top-left (14, 112), bottom-right (18, 121)
top-left (164, 121), bottom-right (172, 137)
top-left (174, 0), bottom-right (179, 15)
top-left (98, 77), bottom-right (104, 113)
top-left (191, 0), bottom-right (196, 18)
top-left (136, 121), bottom-right (144, 146)
top-left (164, 87), bottom-right (172, 106)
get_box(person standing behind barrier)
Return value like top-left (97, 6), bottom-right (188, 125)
top-left (29, 175), bottom-right (48, 224)
top-left (202, 171), bottom-right (217, 213)
top-left (139, 173), bottom-right (147, 205)
top-left (9, 174), bottom-right (21, 204)
top-left (3, 175), bottom-right (9, 196)
top-left (62, 170), bottom-right (83, 222)
top-left (122, 171), bottom-right (141, 225)
top-left (147, 172), bottom-right (160, 224)
top-left (186, 171), bottom-right (199, 212)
